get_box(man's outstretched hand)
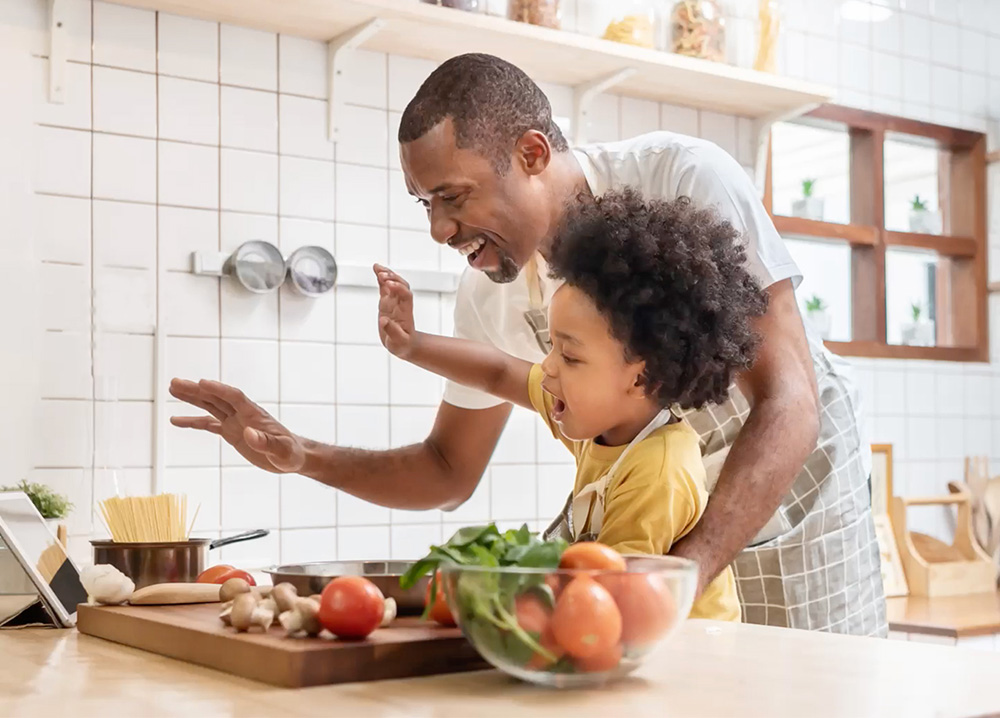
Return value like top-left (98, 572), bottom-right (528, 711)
top-left (169, 379), bottom-right (306, 474)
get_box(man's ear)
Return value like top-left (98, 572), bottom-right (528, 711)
top-left (514, 129), bottom-right (552, 176)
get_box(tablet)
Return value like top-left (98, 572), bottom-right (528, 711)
top-left (0, 492), bottom-right (87, 627)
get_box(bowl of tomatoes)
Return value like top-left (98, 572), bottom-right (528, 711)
top-left (435, 541), bottom-right (697, 687)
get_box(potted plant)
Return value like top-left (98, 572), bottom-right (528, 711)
top-left (1, 480), bottom-right (73, 532)
top-left (804, 294), bottom-right (832, 339)
top-left (900, 302), bottom-right (935, 346)
top-left (908, 194), bottom-right (941, 234)
top-left (791, 178), bottom-right (824, 220)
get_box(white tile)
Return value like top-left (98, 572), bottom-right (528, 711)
top-left (584, 93), bottom-right (619, 143)
top-left (492, 406), bottom-right (538, 464)
top-left (93, 200), bottom-right (155, 269)
top-left (490, 465), bottom-right (538, 520)
top-left (931, 66), bottom-right (962, 111)
top-left (221, 86), bottom-right (278, 152)
top-left (221, 466), bottom-right (280, 529)
top-left (221, 211), bottom-right (277, 254)
top-left (39, 263), bottom-right (90, 331)
top-left (280, 342), bottom-right (336, 403)
top-left (904, 370), bottom-right (935, 416)
top-left (220, 25), bottom-right (277, 91)
top-left (806, 36), bottom-right (839, 86)
top-left (936, 370), bottom-right (966, 416)
top-left (930, 0), bottom-right (960, 23)
top-left (902, 13), bottom-right (932, 59)
top-left (908, 416), bottom-right (939, 461)
top-left (961, 29), bottom-right (988, 74)
top-left (92, 1), bottom-right (155, 72)
top-left (965, 372), bottom-right (992, 417)
top-left (387, 55), bottom-right (437, 112)
top-left (335, 164), bottom-right (387, 226)
top-left (34, 400), bottom-right (91, 467)
top-left (991, 36), bottom-right (1000, 76)
top-left (873, 52), bottom-right (903, 99)
top-left (937, 416), bottom-right (965, 461)
top-left (93, 134), bottom-right (156, 203)
top-left (279, 95), bottom-right (334, 160)
top-left (389, 406), bottom-right (437, 449)
top-left (964, 417), bottom-right (992, 457)
top-left (337, 491), bottom-right (390, 526)
top-left (840, 44), bottom-right (873, 93)
top-left (159, 141), bottom-right (220, 210)
top-left (957, 635), bottom-right (996, 652)
top-left (160, 207), bottom-right (219, 272)
top-left (390, 358), bottom-right (443, 407)
top-left (221, 149), bottom-right (278, 214)
top-left (27, 468), bottom-right (91, 535)
top-left (873, 416), bottom-right (907, 460)
top-left (440, 243), bottom-right (469, 274)
top-left (33, 58), bottom-right (90, 130)
top-left (335, 222), bottom-right (388, 266)
top-left (840, 13), bottom-right (872, 46)
top-left (278, 35), bottom-right (326, 99)
top-left (279, 285), bottom-right (337, 343)
top-left (836, 89), bottom-right (872, 111)
top-left (391, 524), bottom-right (443, 560)
top-left (901, 101), bottom-right (933, 124)
top-left (336, 405), bottom-right (389, 449)
top-left (162, 467), bottom-right (220, 530)
top-left (873, 11), bottom-right (902, 53)
top-left (280, 156), bottom-right (336, 220)
top-left (779, 30), bottom-right (807, 80)
top-left (725, 16), bottom-right (756, 69)
top-left (961, 73), bottom-right (989, 120)
top-left (445, 474), bottom-right (492, 523)
top-left (34, 194), bottom-right (90, 265)
top-left (699, 112), bottom-right (738, 158)
top-left (278, 216), bottom-right (334, 256)
top-left (220, 279), bottom-right (279, 339)
top-left (537, 464), bottom-right (575, 520)
top-left (166, 401), bottom-right (221, 467)
top-left (804, 0), bottom-right (838, 37)
top-left (931, 20), bottom-right (961, 67)
top-left (413, 292), bottom-right (441, 335)
top-left (388, 111), bottom-right (402, 171)
top-left (337, 105), bottom-right (389, 167)
top-left (337, 526), bottom-right (390, 561)
top-left (342, 50), bottom-right (387, 108)
top-left (40, 331), bottom-right (91, 400)
top-left (158, 77), bottom-right (219, 145)
top-left (94, 333), bottom-right (154, 400)
top-left (164, 272), bottom-right (220, 337)
top-left (389, 228), bottom-right (439, 270)
top-left (221, 339), bottom-right (279, 403)
top-left (623, 97), bottom-right (661, 139)
top-left (280, 403), bottom-right (337, 442)
top-left (874, 369), bottom-right (907, 415)
top-left (218, 529), bottom-right (280, 568)
top-left (166, 336), bottom-right (219, 384)
top-left (960, 0), bottom-right (990, 28)
top-left (537, 414), bottom-right (572, 463)
top-left (92, 66), bottom-right (156, 137)
top-left (902, 58), bottom-right (933, 107)
top-left (281, 528), bottom-right (337, 563)
top-left (337, 345), bottom-right (388, 405)
top-left (33, 126), bottom-right (90, 197)
top-left (158, 13), bottom-right (218, 82)
top-left (94, 400), bottom-right (153, 467)
top-left (336, 287), bottom-right (380, 344)
top-left (388, 169), bottom-right (427, 231)
top-left (94, 267), bottom-right (155, 333)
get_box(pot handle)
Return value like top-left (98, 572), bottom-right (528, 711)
top-left (210, 529), bottom-right (269, 550)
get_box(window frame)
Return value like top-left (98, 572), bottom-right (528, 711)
top-left (765, 104), bottom-right (989, 362)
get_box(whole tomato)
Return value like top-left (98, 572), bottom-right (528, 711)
top-left (319, 576), bottom-right (385, 639)
top-left (550, 575), bottom-right (622, 659)
top-left (195, 564), bottom-right (233, 583)
top-left (558, 542), bottom-right (626, 572)
top-left (574, 641), bottom-right (622, 673)
top-left (600, 573), bottom-right (676, 646)
top-left (514, 592), bottom-right (551, 635)
top-left (525, 624), bottom-right (564, 670)
top-left (424, 571), bottom-right (456, 627)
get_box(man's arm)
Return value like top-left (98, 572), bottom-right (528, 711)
top-left (669, 279), bottom-right (820, 593)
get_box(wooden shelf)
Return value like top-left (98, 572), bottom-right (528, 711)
top-left (887, 592), bottom-right (1000, 639)
top-left (109, 0), bottom-right (832, 121)
top-left (885, 231), bottom-right (978, 258)
top-left (772, 215), bottom-right (878, 245)
top-left (824, 341), bottom-right (987, 362)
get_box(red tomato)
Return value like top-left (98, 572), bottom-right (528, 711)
top-left (196, 564), bottom-right (234, 584)
top-left (217, 568), bottom-right (256, 586)
top-left (424, 571), bottom-right (456, 627)
top-left (544, 573), bottom-right (564, 599)
top-left (550, 576), bottom-right (622, 659)
top-left (558, 542), bottom-right (626, 572)
top-left (575, 642), bottom-right (623, 673)
top-left (525, 624), bottom-right (565, 670)
top-left (514, 593), bottom-right (551, 635)
top-left (319, 576), bottom-right (386, 639)
top-left (600, 573), bottom-right (676, 646)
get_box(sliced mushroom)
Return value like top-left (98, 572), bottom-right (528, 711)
top-left (271, 583), bottom-right (298, 614)
top-left (219, 577), bottom-right (252, 603)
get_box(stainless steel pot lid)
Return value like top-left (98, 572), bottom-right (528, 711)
top-left (224, 240), bottom-right (285, 293)
top-left (285, 245), bottom-right (337, 296)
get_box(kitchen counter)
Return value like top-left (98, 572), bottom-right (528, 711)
top-left (4, 619), bottom-right (1000, 718)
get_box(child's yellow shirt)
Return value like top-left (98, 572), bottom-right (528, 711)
top-left (528, 364), bottom-right (740, 622)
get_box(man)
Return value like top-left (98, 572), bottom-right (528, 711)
top-left (171, 54), bottom-right (886, 636)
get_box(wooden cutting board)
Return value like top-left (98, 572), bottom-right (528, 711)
top-left (76, 602), bottom-right (489, 688)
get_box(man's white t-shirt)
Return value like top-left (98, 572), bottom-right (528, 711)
top-left (443, 130), bottom-right (801, 410)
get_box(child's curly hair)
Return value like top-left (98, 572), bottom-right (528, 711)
top-left (547, 188), bottom-right (768, 410)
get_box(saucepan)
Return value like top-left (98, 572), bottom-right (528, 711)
top-left (91, 529), bottom-right (269, 590)
top-left (263, 560), bottom-right (428, 615)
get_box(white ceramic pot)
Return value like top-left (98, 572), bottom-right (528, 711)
top-left (806, 308), bottom-right (832, 340)
top-left (901, 320), bottom-right (935, 347)
top-left (792, 197), bottom-right (825, 221)
top-left (908, 209), bottom-right (941, 234)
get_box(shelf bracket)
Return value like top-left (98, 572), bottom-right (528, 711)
top-left (572, 68), bottom-right (637, 146)
top-left (327, 18), bottom-right (386, 143)
top-left (751, 104), bottom-right (821, 198)
top-left (47, 0), bottom-right (67, 104)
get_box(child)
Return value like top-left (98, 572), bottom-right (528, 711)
top-left (375, 188), bottom-right (767, 621)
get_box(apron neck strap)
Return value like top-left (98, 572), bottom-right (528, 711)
top-left (524, 254), bottom-right (543, 311)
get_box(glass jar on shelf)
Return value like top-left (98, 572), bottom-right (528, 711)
top-left (508, 0), bottom-right (561, 29)
top-left (665, 0), bottom-right (726, 62)
top-left (420, 0), bottom-right (483, 12)
top-left (599, 1), bottom-right (657, 49)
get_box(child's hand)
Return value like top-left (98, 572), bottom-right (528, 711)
top-left (374, 264), bottom-right (418, 359)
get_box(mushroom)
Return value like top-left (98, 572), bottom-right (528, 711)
top-left (229, 592), bottom-right (274, 632)
top-left (219, 577), bottom-right (252, 603)
top-left (381, 597), bottom-right (397, 627)
top-left (258, 597), bottom-right (278, 615)
top-left (255, 585), bottom-right (273, 599)
top-left (271, 583), bottom-right (298, 614)
top-left (279, 596), bottom-right (322, 637)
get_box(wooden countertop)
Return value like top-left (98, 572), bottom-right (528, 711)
top-left (4, 620), bottom-right (1000, 717)
top-left (887, 591), bottom-right (1000, 638)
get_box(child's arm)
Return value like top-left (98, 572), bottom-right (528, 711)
top-left (374, 264), bottom-right (534, 410)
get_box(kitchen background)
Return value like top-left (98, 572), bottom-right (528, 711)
top-left (1, 0), bottom-right (998, 570)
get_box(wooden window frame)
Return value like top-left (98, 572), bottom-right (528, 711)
top-left (765, 104), bottom-right (989, 362)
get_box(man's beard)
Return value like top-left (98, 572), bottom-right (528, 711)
top-left (484, 245), bottom-right (520, 284)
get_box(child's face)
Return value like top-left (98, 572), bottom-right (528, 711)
top-left (539, 284), bottom-right (652, 443)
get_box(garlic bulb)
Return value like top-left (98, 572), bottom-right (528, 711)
top-left (80, 564), bottom-right (135, 605)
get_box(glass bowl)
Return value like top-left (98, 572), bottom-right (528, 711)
top-left (439, 554), bottom-right (697, 688)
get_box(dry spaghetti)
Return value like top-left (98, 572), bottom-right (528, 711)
top-left (98, 494), bottom-right (197, 543)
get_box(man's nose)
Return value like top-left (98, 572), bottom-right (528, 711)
top-left (428, 204), bottom-right (459, 246)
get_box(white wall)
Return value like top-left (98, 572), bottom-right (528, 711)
top-left (2, 0), bottom-right (998, 567)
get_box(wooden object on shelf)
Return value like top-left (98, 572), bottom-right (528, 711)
top-left (887, 591), bottom-right (1000, 638)
top-left (951, 457), bottom-right (1000, 569)
top-left (870, 444), bottom-right (908, 597)
top-left (891, 491), bottom-right (998, 597)
top-left (56, 524), bottom-right (66, 548)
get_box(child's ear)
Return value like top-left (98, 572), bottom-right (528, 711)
top-left (627, 363), bottom-right (649, 398)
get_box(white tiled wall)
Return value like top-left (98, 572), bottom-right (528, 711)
top-left (6, 0), bottom-right (1000, 568)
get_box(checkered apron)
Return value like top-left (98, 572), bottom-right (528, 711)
top-left (544, 329), bottom-right (887, 637)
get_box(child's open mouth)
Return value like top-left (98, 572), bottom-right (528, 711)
top-left (551, 397), bottom-right (567, 422)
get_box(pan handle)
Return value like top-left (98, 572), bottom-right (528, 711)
top-left (210, 529), bottom-right (269, 550)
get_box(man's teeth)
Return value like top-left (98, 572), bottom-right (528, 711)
top-left (458, 238), bottom-right (486, 256)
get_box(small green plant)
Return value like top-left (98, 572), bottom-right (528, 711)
top-left (911, 194), bottom-right (928, 212)
top-left (805, 295), bottom-right (827, 313)
top-left (911, 302), bottom-right (922, 322)
top-left (801, 178), bottom-right (816, 198)
top-left (1, 480), bottom-right (73, 519)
